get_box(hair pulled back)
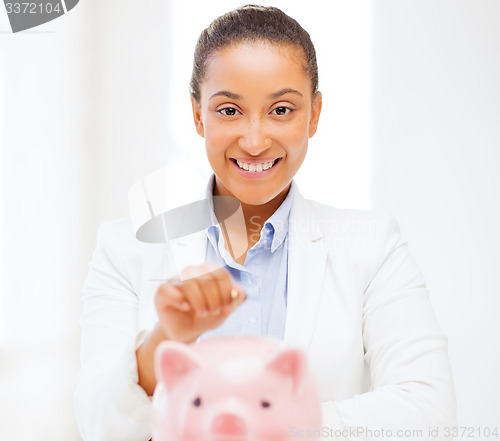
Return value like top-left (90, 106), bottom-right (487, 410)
top-left (190, 5), bottom-right (318, 102)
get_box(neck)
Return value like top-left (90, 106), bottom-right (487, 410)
top-left (213, 181), bottom-right (290, 229)
top-left (244, 197), bottom-right (286, 230)
top-left (212, 179), bottom-right (291, 262)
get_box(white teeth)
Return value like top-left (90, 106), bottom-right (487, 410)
top-left (236, 160), bottom-right (250, 170)
top-left (236, 159), bottom-right (277, 172)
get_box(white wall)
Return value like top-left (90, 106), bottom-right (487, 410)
top-left (0, 0), bottom-right (174, 439)
top-left (371, 0), bottom-right (500, 434)
top-left (0, 7), bottom-right (86, 441)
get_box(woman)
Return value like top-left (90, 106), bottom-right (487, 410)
top-left (74, 5), bottom-right (456, 441)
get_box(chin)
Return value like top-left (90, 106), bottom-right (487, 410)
top-left (245, 197), bottom-right (275, 206)
top-left (215, 175), bottom-right (290, 207)
top-left (235, 190), bottom-right (284, 206)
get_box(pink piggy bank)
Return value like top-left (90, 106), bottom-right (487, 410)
top-left (152, 336), bottom-right (322, 441)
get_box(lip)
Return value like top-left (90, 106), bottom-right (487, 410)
top-left (230, 157), bottom-right (281, 178)
top-left (231, 157), bottom-right (278, 164)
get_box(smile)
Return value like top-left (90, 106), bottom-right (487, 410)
top-left (233, 158), bottom-right (280, 173)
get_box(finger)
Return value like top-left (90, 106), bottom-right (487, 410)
top-left (232, 284), bottom-right (246, 304)
top-left (179, 278), bottom-right (209, 317)
top-left (206, 266), bottom-right (233, 306)
top-left (155, 283), bottom-right (190, 312)
top-left (222, 284), bottom-right (246, 313)
top-left (197, 271), bottom-right (225, 314)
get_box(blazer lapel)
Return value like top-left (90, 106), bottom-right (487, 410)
top-left (284, 191), bottom-right (328, 350)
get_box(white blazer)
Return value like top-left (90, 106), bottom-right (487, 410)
top-left (74, 189), bottom-right (457, 441)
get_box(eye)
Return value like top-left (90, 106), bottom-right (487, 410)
top-left (193, 397), bottom-right (202, 407)
top-left (218, 107), bottom-right (241, 116)
top-left (261, 400), bottom-right (271, 409)
top-left (271, 106), bottom-right (291, 116)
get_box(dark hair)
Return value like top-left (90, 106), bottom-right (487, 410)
top-left (190, 5), bottom-right (318, 102)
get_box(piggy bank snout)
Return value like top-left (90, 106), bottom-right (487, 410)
top-left (211, 413), bottom-right (247, 436)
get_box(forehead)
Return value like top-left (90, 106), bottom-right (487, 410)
top-left (201, 42), bottom-right (311, 99)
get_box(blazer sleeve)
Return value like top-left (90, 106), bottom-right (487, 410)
top-left (73, 221), bottom-right (153, 441)
top-left (322, 213), bottom-right (457, 440)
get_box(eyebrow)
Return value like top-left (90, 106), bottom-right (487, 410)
top-left (209, 91), bottom-right (241, 101)
top-left (271, 88), bottom-right (303, 99)
top-left (209, 88), bottom-right (303, 101)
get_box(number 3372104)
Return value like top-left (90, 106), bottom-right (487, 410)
top-left (5, 3), bottom-right (62, 14)
top-left (444, 426), bottom-right (499, 438)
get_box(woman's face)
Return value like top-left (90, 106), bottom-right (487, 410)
top-left (191, 42), bottom-right (322, 206)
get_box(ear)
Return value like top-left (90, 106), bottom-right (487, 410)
top-left (308, 91), bottom-right (322, 138)
top-left (191, 96), bottom-right (205, 138)
top-left (265, 348), bottom-right (307, 395)
top-left (154, 341), bottom-right (202, 392)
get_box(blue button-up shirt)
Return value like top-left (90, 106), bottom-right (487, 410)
top-left (199, 176), bottom-right (295, 341)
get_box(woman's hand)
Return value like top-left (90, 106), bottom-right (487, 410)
top-left (154, 263), bottom-right (246, 343)
top-left (137, 264), bottom-right (245, 395)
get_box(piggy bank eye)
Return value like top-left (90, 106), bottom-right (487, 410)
top-left (261, 400), bottom-right (271, 408)
top-left (193, 397), bottom-right (202, 407)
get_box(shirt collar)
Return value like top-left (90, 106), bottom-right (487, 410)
top-left (205, 175), bottom-right (220, 228)
top-left (264, 181), bottom-right (294, 252)
top-left (205, 174), bottom-right (294, 254)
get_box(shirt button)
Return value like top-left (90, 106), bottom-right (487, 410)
top-left (264, 227), bottom-right (271, 236)
top-left (248, 317), bottom-right (258, 326)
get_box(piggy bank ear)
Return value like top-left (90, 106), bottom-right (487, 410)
top-left (265, 348), bottom-right (307, 395)
top-left (154, 341), bottom-right (202, 391)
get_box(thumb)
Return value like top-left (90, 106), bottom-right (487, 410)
top-left (228, 284), bottom-right (247, 309)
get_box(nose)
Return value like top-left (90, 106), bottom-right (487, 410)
top-left (238, 120), bottom-right (272, 155)
top-left (211, 413), bottom-right (247, 436)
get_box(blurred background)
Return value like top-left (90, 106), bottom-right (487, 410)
top-left (0, 0), bottom-right (498, 440)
